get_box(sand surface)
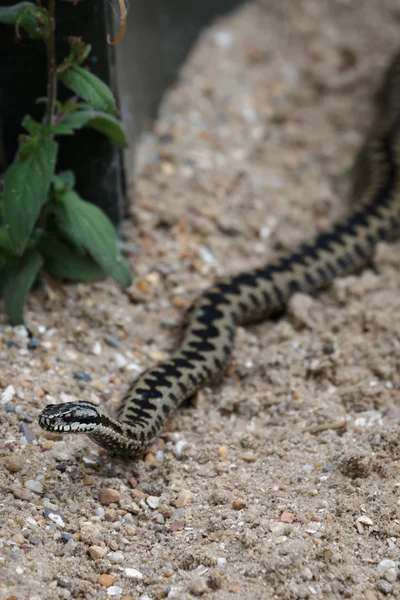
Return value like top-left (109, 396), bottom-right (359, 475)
top-left (2, 1), bottom-right (400, 598)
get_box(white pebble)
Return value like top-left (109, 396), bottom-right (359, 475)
top-left (24, 480), bottom-right (43, 494)
top-left (108, 551), bottom-right (125, 563)
top-left (357, 515), bottom-right (373, 526)
top-left (377, 559), bottom-right (397, 572)
top-left (124, 567), bottom-right (143, 579)
top-left (13, 325), bottom-right (28, 338)
top-left (115, 353), bottom-right (128, 368)
top-left (47, 512), bottom-right (65, 528)
top-left (146, 496), bottom-right (160, 510)
top-left (95, 506), bottom-right (105, 517)
top-left (175, 440), bottom-right (187, 456)
top-left (217, 557), bottom-right (227, 568)
top-left (107, 586), bottom-right (123, 597)
top-left (92, 342), bottom-right (102, 356)
top-left (1, 385), bottom-right (15, 405)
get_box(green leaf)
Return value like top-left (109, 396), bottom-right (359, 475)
top-left (0, 226), bottom-right (13, 253)
top-left (58, 65), bottom-right (116, 114)
top-left (3, 250), bottom-right (43, 325)
top-left (3, 138), bottom-right (58, 255)
top-left (0, 2), bottom-right (34, 25)
top-left (54, 110), bottom-right (127, 145)
top-left (53, 171), bottom-right (75, 193)
top-left (0, 3), bottom-right (49, 40)
top-left (39, 235), bottom-right (105, 282)
top-left (51, 190), bottom-right (132, 287)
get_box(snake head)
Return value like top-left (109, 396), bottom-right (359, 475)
top-left (38, 401), bottom-right (102, 434)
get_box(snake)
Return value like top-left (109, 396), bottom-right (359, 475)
top-left (38, 53), bottom-right (400, 457)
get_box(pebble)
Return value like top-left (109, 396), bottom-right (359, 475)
top-left (190, 577), bottom-right (209, 596)
top-left (357, 515), bottom-right (373, 526)
top-left (107, 586), bottom-right (123, 597)
top-left (6, 454), bottom-right (24, 473)
top-left (92, 342), bottom-right (102, 355)
top-left (124, 525), bottom-right (137, 537)
top-left (24, 480), bottom-right (43, 494)
top-left (376, 579), bottom-right (392, 595)
top-left (1, 384), bottom-right (15, 404)
top-left (27, 337), bottom-right (40, 350)
top-left (108, 551), bottom-right (125, 563)
top-left (364, 591), bottom-right (378, 600)
top-left (124, 568), bottom-right (143, 579)
top-left (43, 508), bottom-right (66, 528)
top-left (12, 533), bottom-right (25, 544)
top-left (175, 489), bottom-right (193, 508)
top-left (376, 559), bottom-right (398, 583)
top-left (104, 333), bottom-right (121, 349)
top-left (98, 574), bottom-right (115, 587)
top-left (100, 488), bottom-right (121, 504)
top-left (280, 511), bottom-right (295, 523)
top-left (146, 495), bottom-right (160, 509)
top-left (61, 533), bottom-right (74, 544)
top-left (217, 446), bottom-right (228, 458)
top-left (19, 422), bottom-right (36, 443)
top-left (74, 371), bottom-right (92, 382)
top-left (232, 499), bottom-right (246, 510)
top-left (115, 353), bottom-right (128, 369)
top-left (88, 545), bottom-right (107, 559)
top-left (41, 440), bottom-right (54, 451)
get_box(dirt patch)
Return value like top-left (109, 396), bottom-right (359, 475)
top-left (1, 1), bottom-right (400, 599)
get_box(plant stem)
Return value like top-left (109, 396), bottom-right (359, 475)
top-left (45, 0), bottom-right (56, 127)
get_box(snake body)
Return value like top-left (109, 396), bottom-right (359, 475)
top-left (39, 54), bottom-right (400, 457)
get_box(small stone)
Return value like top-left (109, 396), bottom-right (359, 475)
top-left (377, 559), bottom-right (397, 573)
top-left (107, 587), bottom-right (123, 597)
top-left (146, 495), bottom-right (160, 509)
top-left (115, 353), bottom-right (128, 369)
top-left (376, 579), bottom-right (392, 595)
top-left (217, 446), bottom-right (228, 458)
top-left (19, 422), bottom-right (36, 443)
top-left (280, 511), bottom-right (295, 523)
top-left (74, 371), bottom-right (92, 382)
top-left (364, 591), bottom-right (378, 600)
top-left (41, 440), bottom-right (54, 451)
top-left (12, 533), bottom-right (25, 544)
top-left (88, 545), bottom-right (107, 559)
top-left (357, 515), bottom-right (373, 526)
top-left (6, 455), bottom-right (24, 473)
top-left (61, 533), bottom-right (74, 544)
top-left (24, 480), bottom-right (43, 494)
top-left (13, 487), bottom-right (32, 501)
top-left (191, 577), bottom-right (209, 596)
top-left (83, 474), bottom-right (94, 486)
top-left (27, 338), bottom-right (40, 350)
top-left (57, 579), bottom-right (71, 589)
top-left (100, 488), bottom-right (120, 504)
top-left (340, 452), bottom-right (372, 478)
top-left (108, 551), bottom-right (124, 563)
top-left (124, 525), bottom-right (137, 537)
top-left (232, 499), bottom-right (246, 510)
top-left (104, 333), bottom-right (121, 349)
top-left (1, 385), bottom-right (15, 404)
top-left (175, 490), bottom-right (193, 508)
top-left (92, 342), bottom-right (102, 356)
top-left (376, 559), bottom-right (398, 583)
top-left (98, 574), bottom-right (115, 587)
top-left (124, 568), bottom-right (143, 579)
top-left (43, 507), bottom-right (66, 528)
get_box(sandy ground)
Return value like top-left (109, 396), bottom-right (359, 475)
top-left (2, 1), bottom-right (400, 599)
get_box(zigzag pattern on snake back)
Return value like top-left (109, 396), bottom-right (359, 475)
top-left (38, 53), bottom-right (400, 457)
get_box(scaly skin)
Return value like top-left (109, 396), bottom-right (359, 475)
top-left (39, 53), bottom-right (400, 457)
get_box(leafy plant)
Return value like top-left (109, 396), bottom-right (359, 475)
top-left (0, 1), bottom-right (132, 325)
